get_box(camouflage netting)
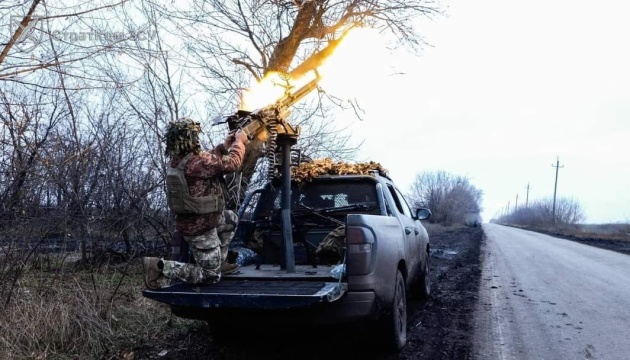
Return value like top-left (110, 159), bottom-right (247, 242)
top-left (164, 118), bottom-right (203, 157)
top-left (290, 157), bottom-right (388, 183)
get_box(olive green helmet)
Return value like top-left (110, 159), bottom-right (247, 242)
top-left (164, 118), bottom-right (203, 158)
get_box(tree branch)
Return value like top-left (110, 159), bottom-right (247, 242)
top-left (0, 0), bottom-right (42, 68)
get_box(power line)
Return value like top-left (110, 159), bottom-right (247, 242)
top-left (552, 156), bottom-right (564, 225)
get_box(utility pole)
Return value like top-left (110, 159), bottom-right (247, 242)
top-left (552, 156), bottom-right (564, 225)
top-left (525, 183), bottom-right (531, 208)
top-left (515, 194), bottom-right (519, 212)
top-left (507, 201), bottom-right (510, 214)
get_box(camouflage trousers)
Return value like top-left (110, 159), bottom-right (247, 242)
top-left (162, 210), bottom-right (238, 285)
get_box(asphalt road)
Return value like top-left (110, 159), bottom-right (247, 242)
top-left (474, 224), bottom-right (630, 360)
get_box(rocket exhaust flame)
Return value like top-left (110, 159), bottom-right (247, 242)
top-left (240, 71), bottom-right (317, 112)
top-left (240, 27), bottom-right (381, 111)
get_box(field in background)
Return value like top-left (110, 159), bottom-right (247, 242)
top-left (577, 223), bottom-right (630, 239)
top-left (497, 222), bottom-right (630, 255)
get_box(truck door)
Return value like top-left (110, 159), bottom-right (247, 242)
top-left (385, 184), bottom-right (421, 267)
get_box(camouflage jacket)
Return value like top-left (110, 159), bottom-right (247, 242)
top-left (170, 140), bottom-right (246, 236)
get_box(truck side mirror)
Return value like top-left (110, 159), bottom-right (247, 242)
top-left (415, 208), bottom-right (432, 220)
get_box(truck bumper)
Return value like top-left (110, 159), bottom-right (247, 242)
top-left (143, 280), bottom-right (345, 310)
top-left (163, 290), bottom-right (377, 324)
top-left (313, 291), bottom-right (377, 323)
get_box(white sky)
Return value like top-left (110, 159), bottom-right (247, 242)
top-left (332, 0), bottom-right (630, 224)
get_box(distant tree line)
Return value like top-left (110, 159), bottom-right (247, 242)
top-left (493, 197), bottom-right (585, 228)
top-left (407, 170), bottom-right (483, 226)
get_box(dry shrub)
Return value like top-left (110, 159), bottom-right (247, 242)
top-left (0, 259), bottom-right (203, 360)
top-left (0, 280), bottom-right (114, 359)
top-left (422, 222), bottom-right (448, 236)
top-left (109, 284), bottom-right (187, 345)
top-left (578, 223), bottom-right (630, 238)
top-left (407, 170), bottom-right (483, 226)
top-left (499, 197), bottom-right (584, 227)
top-left (422, 222), bottom-right (467, 237)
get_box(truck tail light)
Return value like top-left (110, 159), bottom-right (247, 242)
top-left (346, 226), bottom-right (375, 244)
top-left (348, 243), bottom-right (372, 253)
top-left (346, 226), bottom-right (374, 275)
top-left (347, 226), bottom-right (374, 252)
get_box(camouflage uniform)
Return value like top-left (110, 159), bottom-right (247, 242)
top-left (162, 139), bottom-right (246, 285)
top-left (162, 210), bottom-right (239, 284)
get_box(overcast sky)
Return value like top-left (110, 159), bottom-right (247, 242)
top-left (332, 0), bottom-right (630, 224)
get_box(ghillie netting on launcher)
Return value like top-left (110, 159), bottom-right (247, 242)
top-left (290, 157), bottom-right (388, 183)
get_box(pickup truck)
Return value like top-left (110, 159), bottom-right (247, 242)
top-left (143, 169), bottom-right (432, 350)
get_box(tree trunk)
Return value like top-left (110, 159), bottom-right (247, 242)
top-left (229, 3), bottom-right (318, 209)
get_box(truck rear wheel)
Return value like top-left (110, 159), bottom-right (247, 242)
top-left (379, 269), bottom-right (407, 351)
top-left (411, 253), bottom-right (431, 299)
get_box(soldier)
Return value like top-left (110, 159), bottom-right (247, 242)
top-left (143, 118), bottom-right (249, 289)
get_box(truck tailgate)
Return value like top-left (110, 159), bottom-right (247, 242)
top-left (142, 280), bottom-right (346, 309)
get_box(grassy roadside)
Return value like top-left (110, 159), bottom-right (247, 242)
top-left (0, 258), bottom-right (206, 360)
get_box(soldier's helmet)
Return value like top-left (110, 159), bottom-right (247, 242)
top-left (164, 118), bottom-right (203, 157)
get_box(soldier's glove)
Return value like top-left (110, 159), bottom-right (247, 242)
top-left (235, 129), bottom-right (250, 145)
top-left (223, 133), bottom-right (236, 148)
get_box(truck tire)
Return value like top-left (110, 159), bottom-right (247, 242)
top-left (379, 269), bottom-right (407, 351)
top-left (410, 253), bottom-right (431, 299)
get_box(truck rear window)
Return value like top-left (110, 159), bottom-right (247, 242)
top-left (250, 179), bottom-right (380, 220)
top-left (295, 181), bottom-right (378, 210)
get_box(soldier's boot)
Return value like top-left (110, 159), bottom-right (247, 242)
top-left (143, 257), bottom-right (164, 289)
top-left (220, 261), bottom-right (240, 275)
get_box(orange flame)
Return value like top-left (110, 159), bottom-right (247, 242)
top-left (240, 71), bottom-right (316, 111)
top-left (239, 27), bottom-right (387, 111)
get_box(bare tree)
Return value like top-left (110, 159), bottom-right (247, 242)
top-left (0, 76), bottom-right (64, 217)
top-left (0, 0), bottom-right (138, 81)
top-left (501, 197), bottom-right (585, 228)
top-left (84, 99), bottom-right (169, 258)
top-left (408, 170), bottom-right (483, 225)
top-left (0, 0), bottom-right (443, 269)
top-left (134, 0), bottom-right (442, 206)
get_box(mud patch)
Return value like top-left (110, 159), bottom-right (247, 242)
top-left (431, 249), bottom-right (459, 260)
top-left (401, 225), bottom-right (483, 360)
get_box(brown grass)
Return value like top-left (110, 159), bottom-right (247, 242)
top-left (1, 283), bottom-right (113, 359)
top-left (422, 222), bottom-right (468, 237)
top-left (0, 258), bottom-right (205, 360)
top-left (503, 223), bottom-right (630, 242)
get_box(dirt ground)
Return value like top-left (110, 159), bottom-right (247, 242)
top-left (401, 225), bottom-right (483, 360)
top-left (133, 225), bottom-right (484, 360)
top-left (539, 231), bottom-right (630, 256)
